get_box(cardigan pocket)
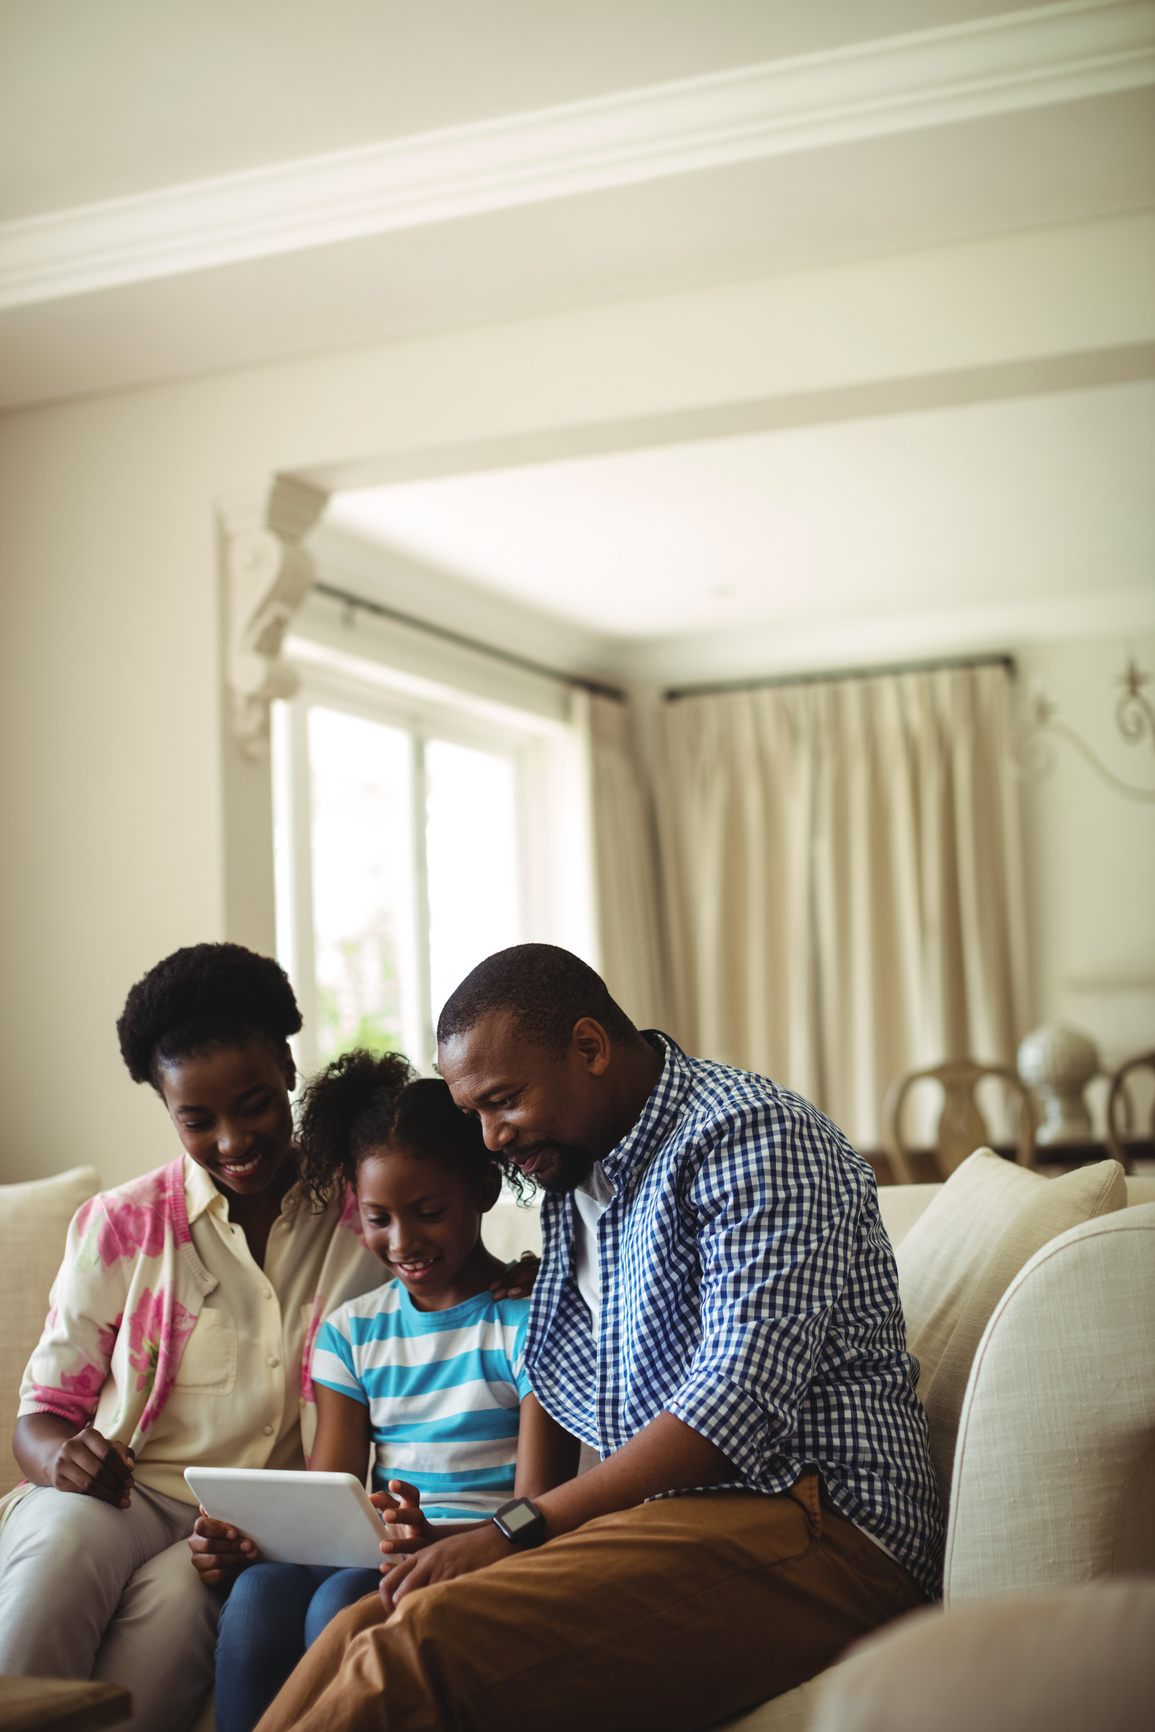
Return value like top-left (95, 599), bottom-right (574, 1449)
top-left (172, 1308), bottom-right (237, 1393)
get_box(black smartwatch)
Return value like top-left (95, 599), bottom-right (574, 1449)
top-left (492, 1497), bottom-right (546, 1548)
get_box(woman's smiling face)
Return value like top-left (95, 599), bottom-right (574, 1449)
top-left (157, 1039), bottom-right (296, 1196)
top-left (356, 1146), bottom-right (501, 1312)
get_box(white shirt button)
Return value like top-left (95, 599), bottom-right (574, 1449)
top-left (263, 1424), bottom-right (274, 1436)
top-left (262, 1287), bottom-right (272, 1300)
top-left (267, 1356), bottom-right (280, 1368)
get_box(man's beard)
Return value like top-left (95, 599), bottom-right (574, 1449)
top-left (527, 1140), bottom-right (595, 1195)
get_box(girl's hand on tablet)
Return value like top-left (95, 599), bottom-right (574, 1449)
top-left (373, 1480), bottom-right (436, 1554)
top-left (489, 1252), bottom-right (540, 1300)
top-left (187, 1507), bottom-right (261, 1586)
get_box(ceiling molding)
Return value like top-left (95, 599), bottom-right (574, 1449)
top-left (300, 339), bottom-right (1155, 496)
top-left (1, 1), bottom-right (1150, 313)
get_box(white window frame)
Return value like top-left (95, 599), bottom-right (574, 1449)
top-left (272, 636), bottom-right (597, 1077)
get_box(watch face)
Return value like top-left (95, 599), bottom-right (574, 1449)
top-left (502, 1501), bottom-right (539, 1537)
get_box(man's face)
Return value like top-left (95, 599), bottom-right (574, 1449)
top-left (436, 1012), bottom-right (604, 1194)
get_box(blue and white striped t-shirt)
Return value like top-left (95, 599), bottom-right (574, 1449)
top-left (311, 1281), bottom-right (532, 1522)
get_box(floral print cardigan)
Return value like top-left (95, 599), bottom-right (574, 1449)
top-left (2, 1156), bottom-right (373, 1527)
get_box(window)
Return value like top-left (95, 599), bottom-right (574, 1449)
top-left (272, 640), bottom-right (596, 1077)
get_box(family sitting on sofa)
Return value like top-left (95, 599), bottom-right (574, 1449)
top-left (0, 939), bottom-right (942, 1732)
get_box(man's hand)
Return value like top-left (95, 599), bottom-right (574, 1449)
top-left (371, 1480), bottom-right (438, 1556)
top-left (48, 1427), bottom-right (135, 1507)
top-left (379, 1521), bottom-right (513, 1613)
top-left (187, 1507), bottom-right (260, 1586)
top-left (488, 1252), bottom-right (540, 1300)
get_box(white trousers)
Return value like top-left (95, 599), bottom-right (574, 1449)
top-left (0, 1481), bottom-right (218, 1732)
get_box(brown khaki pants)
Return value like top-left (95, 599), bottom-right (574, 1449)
top-left (255, 1474), bottom-right (925, 1732)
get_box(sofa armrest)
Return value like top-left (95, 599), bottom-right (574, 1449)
top-left (944, 1202), bottom-right (1155, 1604)
top-left (0, 1166), bottom-right (101, 1495)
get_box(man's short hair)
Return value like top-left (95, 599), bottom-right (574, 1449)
top-left (436, 944), bottom-right (642, 1058)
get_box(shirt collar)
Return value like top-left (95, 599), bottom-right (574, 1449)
top-left (600, 1031), bottom-right (694, 1188)
top-left (181, 1153), bottom-right (305, 1227)
top-left (182, 1154), bottom-right (225, 1226)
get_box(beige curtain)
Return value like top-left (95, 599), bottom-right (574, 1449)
top-left (584, 692), bottom-right (669, 1031)
top-left (655, 664), bottom-right (1027, 1148)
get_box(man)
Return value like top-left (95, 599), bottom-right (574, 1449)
top-left (257, 945), bottom-right (941, 1732)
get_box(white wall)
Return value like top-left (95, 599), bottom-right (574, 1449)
top-left (1017, 632), bottom-right (1155, 1071)
top-left (0, 214), bottom-right (1151, 1186)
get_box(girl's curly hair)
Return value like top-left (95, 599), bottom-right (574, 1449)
top-left (296, 1048), bottom-right (536, 1209)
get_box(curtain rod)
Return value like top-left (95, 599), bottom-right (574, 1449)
top-left (663, 652), bottom-right (1016, 702)
top-left (312, 580), bottom-right (626, 701)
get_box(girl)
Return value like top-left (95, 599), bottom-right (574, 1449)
top-left (0, 943), bottom-right (535, 1732)
top-left (207, 1049), bottom-right (578, 1732)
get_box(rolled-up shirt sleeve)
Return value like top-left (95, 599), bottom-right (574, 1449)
top-left (665, 1100), bottom-right (859, 1480)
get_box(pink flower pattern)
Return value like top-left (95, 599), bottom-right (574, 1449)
top-left (22, 1154), bottom-right (376, 1457)
top-left (77, 1186), bottom-right (169, 1268)
top-left (337, 1182), bottom-right (366, 1246)
top-left (299, 1294), bottom-right (326, 1405)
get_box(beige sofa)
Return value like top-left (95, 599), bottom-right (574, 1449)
top-left (718, 1155), bottom-right (1155, 1730)
top-left (0, 1166), bottom-right (101, 1498)
top-left (3, 1157), bottom-right (1153, 1732)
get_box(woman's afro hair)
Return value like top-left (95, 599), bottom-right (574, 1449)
top-left (296, 1047), bottom-right (534, 1209)
top-left (117, 942), bottom-right (302, 1088)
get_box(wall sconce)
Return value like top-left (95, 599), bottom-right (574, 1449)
top-left (1014, 659), bottom-right (1155, 803)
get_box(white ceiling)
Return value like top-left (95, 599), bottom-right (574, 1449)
top-left (1, 1), bottom-right (1150, 409)
top-left (0, 0), bottom-right (1043, 218)
top-left (3, 1), bottom-right (1152, 688)
top-left (325, 379), bottom-right (1155, 651)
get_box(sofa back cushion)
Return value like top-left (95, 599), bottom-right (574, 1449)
top-left (944, 1204), bottom-right (1155, 1604)
top-left (876, 1184), bottom-right (940, 1249)
top-left (895, 1151), bottom-right (1126, 1507)
top-left (0, 1166), bottom-right (100, 1495)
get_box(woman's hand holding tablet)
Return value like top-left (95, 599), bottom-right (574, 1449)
top-left (188, 1506), bottom-right (261, 1585)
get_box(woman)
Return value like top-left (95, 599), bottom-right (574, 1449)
top-left (0, 942), bottom-right (531, 1732)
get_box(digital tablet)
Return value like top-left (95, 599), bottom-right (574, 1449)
top-left (184, 1467), bottom-right (388, 1570)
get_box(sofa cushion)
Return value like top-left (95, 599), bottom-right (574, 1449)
top-left (707, 1667), bottom-right (838, 1731)
top-left (0, 1166), bottom-right (100, 1496)
top-left (876, 1184), bottom-right (940, 1249)
top-left (895, 1151), bottom-right (1125, 1505)
top-left (812, 1581), bottom-right (1155, 1732)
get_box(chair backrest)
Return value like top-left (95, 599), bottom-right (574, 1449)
top-left (0, 1166), bottom-right (100, 1495)
top-left (1105, 1048), bottom-right (1155, 1173)
top-left (884, 1060), bottom-right (1035, 1183)
top-left (943, 1203), bottom-right (1155, 1606)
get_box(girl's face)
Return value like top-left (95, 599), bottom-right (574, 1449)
top-left (356, 1146), bottom-right (501, 1312)
top-left (158, 1039), bottom-right (296, 1197)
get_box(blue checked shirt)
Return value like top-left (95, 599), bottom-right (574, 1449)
top-left (525, 1034), bottom-right (944, 1598)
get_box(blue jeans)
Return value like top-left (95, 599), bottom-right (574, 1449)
top-left (215, 1563), bottom-right (380, 1732)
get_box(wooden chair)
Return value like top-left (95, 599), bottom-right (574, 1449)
top-left (884, 1059), bottom-right (1036, 1183)
top-left (1105, 1049), bottom-right (1155, 1175)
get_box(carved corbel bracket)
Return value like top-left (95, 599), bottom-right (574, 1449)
top-left (219, 476), bottom-right (328, 760)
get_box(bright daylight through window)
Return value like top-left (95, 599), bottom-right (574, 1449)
top-left (272, 652), bottom-right (595, 1078)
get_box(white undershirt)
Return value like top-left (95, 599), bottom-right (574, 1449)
top-left (571, 1160), bottom-right (616, 1330)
